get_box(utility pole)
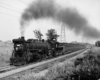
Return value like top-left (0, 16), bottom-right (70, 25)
top-left (60, 23), bottom-right (66, 43)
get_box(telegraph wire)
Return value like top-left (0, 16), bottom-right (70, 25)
top-left (0, 11), bottom-right (20, 18)
top-left (0, 5), bottom-right (21, 13)
top-left (0, 2), bottom-right (23, 11)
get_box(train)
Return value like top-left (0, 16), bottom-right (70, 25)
top-left (10, 37), bottom-right (86, 66)
top-left (10, 37), bottom-right (64, 65)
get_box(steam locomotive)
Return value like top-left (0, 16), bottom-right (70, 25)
top-left (10, 37), bottom-right (86, 66)
top-left (10, 37), bottom-right (63, 65)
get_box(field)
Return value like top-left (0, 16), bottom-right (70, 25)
top-left (0, 42), bottom-right (13, 67)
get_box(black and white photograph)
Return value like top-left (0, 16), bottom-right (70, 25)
top-left (0, 0), bottom-right (100, 80)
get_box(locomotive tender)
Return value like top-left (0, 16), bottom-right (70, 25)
top-left (10, 37), bottom-right (62, 65)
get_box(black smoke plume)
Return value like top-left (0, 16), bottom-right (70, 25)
top-left (20, 0), bottom-right (100, 39)
top-left (56, 8), bottom-right (100, 39)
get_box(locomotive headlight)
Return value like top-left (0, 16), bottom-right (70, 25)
top-left (17, 44), bottom-right (20, 46)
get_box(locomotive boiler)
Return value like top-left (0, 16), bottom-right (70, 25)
top-left (10, 37), bottom-right (61, 65)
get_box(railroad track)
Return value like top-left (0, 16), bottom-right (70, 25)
top-left (0, 66), bottom-right (15, 73)
top-left (0, 48), bottom-right (89, 79)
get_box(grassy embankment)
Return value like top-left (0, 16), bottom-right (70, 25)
top-left (21, 47), bottom-right (100, 80)
top-left (0, 42), bottom-right (13, 67)
top-left (40, 47), bottom-right (100, 80)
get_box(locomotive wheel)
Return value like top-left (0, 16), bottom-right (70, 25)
top-left (33, 52), bottom-right (41, 62)
top-left (23, 56), bottom-right (27, 65)
top-left (48, 50), bottom-right (53, 58)
top-left (26, 52), bottom-right (32, 63)
top-left (21, 52), bottom-right (28, 65)
top-left (22, 60), bottom-right (26, 65)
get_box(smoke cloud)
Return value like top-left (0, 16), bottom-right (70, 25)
top-left (56, 8), bottom-right (100, 39)
top-left (20, 0), bottom-right (100, 39)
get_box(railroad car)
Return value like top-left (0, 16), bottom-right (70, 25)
top-left (63, 43), bottom-right (86, 53)
top-left (95, 41), bottom-right (100, 47)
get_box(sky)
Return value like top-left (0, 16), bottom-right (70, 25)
top-left (0, 0), bottom-right (100, 43)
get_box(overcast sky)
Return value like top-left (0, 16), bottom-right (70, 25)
top-left (0, 0), bottom-right (100, 43)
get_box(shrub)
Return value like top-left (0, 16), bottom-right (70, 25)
top-left (73, 50), bottom-right (100, 80)
top-left (38, 50), bottom-right (100, 80)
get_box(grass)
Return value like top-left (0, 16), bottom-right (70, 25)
top-left (73, 50), bottom-right (100, 80)
top-left (30, 47), bottom-right (100, 80)
top-left (0, 42), bottom-right (13, 67)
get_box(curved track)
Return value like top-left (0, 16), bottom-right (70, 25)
top-left (0, 49), bottom-right (88, 79)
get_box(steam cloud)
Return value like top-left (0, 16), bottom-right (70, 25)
top-left (20, 0), bottom-right (100, 39)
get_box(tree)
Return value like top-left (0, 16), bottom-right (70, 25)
top-left (33, 30), bottom-right (43, 40)
top-left (46, 29), bottom-right (59, 41)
